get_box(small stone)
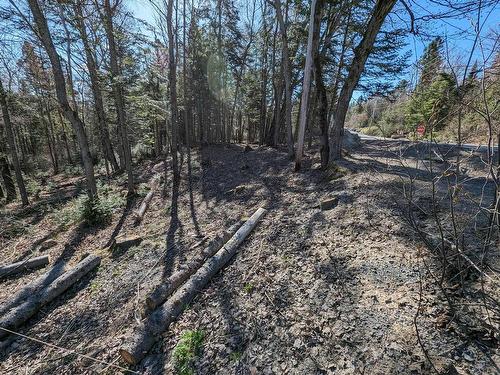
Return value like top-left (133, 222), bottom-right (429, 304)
top-left (293, 338), bottom-right (302, 348)
top-left (113, 235), bottom-right (143, 249)
top-left (320, 197), bottom-right (339, 211)
top-left (462, 353), bottom-right (474, 362)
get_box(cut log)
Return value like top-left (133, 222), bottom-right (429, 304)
top-left (119, 207), bottom-right (267, 365)
top-left (0, 255), bottom-right (50, 278)
top-left (0, 255), bottom-right (101, 340)
top-left (134, 190), bottom-right (155, 224)
top-left (144, 221), bottom-right (243, 313)
top-left (134, 177), bottom-right (160, 225)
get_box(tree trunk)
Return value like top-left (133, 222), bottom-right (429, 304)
top-left (0, 255), bottom-right (50, 279)
top-left (274, 0), bottom-right (294, 157)
top-left (0, 80), bottom-right (29, 206)
top-left (273, 70), bottom-right (283, 146)
top-left (74, 2), bottom-right (119, 173)
top-left (259, 0), bottom-right (269, 146)
top-left (46, 103), bottom-right (60, 174)
top-left (101, 0), bottom-right (134, 193)
top-left (58, 109), bottom-right (73, 164)
top-left (28, 0), bottom-right (97, 201)
top-left (145, 221), bottom-right (242, 312)
top-left (327, 11), bottom-right (350, 129)
top-left (167, 0), bottom-right (180, 179)
top-left (43, 115), bottom-right (57, 174)
top-left (329, 0), bottom-right (396, 160)
top-left (0, 255), bottom-right (101, 340)
top-left (57, 3), bottom-right (79, 117)
top-left (294, 0), bottom-right (317, 171)
top-left (312, 0), bottom-right (329, 169)
top-left (0, 154), bottom-right (16, 202)
top-left (119, 208), bottom-right (267, 365)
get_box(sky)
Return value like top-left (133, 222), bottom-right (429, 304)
top-left (0, 0), bottom-right (497, 97)
top-left (126, 0), bottom-right (499, 94)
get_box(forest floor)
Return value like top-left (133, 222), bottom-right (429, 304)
top-left (0, 140), bottom-right (498, 374)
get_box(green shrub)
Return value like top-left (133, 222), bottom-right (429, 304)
top-left (79, 197), bottom-right (113, 226)
top-left (25, 176), bottom-right (43, 197)
top-left (172, 330), bottom-right (205, 375)
top-left (52, 184), bottom-right (124, 227)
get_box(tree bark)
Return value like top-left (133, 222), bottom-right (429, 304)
top-left (0, 79), bottom-right (29, 206)
top-left (101, 0), bottom-right (134, 193)
top-left (45, 102), bottom-right (60, 174)
top-left (329, 0), bottom-right (396, 160)
top-left (120, 208), bottom-right (267, 365)
top-left (74, 2), bottom-right (119, 172)
top-left (27, 0), bottom-right (97, 201)
top-left (294, 0), bottom-right (317, 171)
top-left (312, 0), bottom-right (329, 169)
top-left (167, 0), bottom-right (180, 179)
top-left (0, 255), bottom-right (50, 279)
top-left (145, 221), bottom-right (243, 312)
top-left (259, 0), bottom-right (269, 146)
top-left (0, 154), bottom-right (16, 202)
top-left (57, 109), bottom-right (73, 164)
top-left (0, 255), bottom-right (101, 340)
top-left (274, 0), bottom-right (294, 157)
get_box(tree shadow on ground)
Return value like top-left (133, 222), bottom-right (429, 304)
top-left (187, 149), bottom-right (202, 238)
top-left (104, 195), bottom-right (136, 249)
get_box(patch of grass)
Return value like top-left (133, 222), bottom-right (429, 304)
top-left (172, 330), bottom-right (205, 375)
top-left (323, 163), bottom-right (348, 181)
top-left (230, 351), bottom-right (243, 362)
top-left (136, 183), bottom-right (150, 197)
top-left (111, 266), bottom-right (123, 278)
top-left (89, 280), bottom-right (102, 295)
top-left (243, 283), bottom-right (254, 294)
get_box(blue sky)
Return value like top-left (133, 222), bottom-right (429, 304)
top-left (0, 0), bottom-right (497, 94)
top-left (126, 0), bottom-right (499, 98)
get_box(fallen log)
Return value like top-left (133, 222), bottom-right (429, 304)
top-left (134, 177), bottom-right (160, 224)
top-left (144, 221), bottom-right (243, 313)
top-left (134, 190), bottom-right (155, 224)
top-left (0, 255), bottom-right (50, 279)
top-left (0, 255), bottom-right (101, 340)
top-left (119, 207), bottom-right (267, 365)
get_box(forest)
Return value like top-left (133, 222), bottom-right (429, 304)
top-left (0, 0), bottom-right (498, 374)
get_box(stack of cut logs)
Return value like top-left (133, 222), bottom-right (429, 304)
top-left (119, 207), bottom-right (267, 365)
top-left (0, 254), bottom-right (101, 344)
top-left (0, 203), bottom-right (266, 368)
